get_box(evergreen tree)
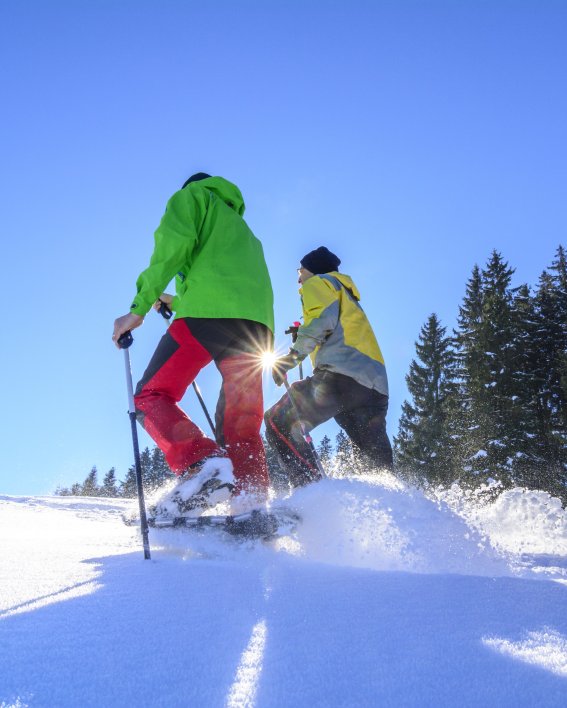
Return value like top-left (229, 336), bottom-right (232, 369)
top-left (332, 429), bottom-right (353, 476)
top-left (548, 245), bottom-right (567, 437)
top-left (262, 433), bottom-right (289, 493)
top-left (317, 435), bottom-right (334, 466)
top-left (507, 283), bottom-right (544, 486)
top-left (120, 466), bottom-right (138, 498)
top-left (149, 446), bottom-right (174, 490)
top-left (528, 246), bottom-right (567, 498)
top-left (394, 313), bottom-right (459, 486)
top-left (70, 482), bottom-right (82, 496)
top-left (81, 466), bottom-right (100, 497)
top-left (453, 252), bottom-right (520, 485)
top-left (101, 468), bottom-right (118, 497)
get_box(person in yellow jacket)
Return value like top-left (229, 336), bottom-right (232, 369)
top-left (265, 247), bottom-right (393, 488)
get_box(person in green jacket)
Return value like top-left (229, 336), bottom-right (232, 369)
top-left (113, 173), bottom-right (274, 517)
top-left (265, 246), bottom-right (393, 489)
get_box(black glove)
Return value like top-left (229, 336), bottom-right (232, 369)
top-left (272, 352), bottom-right (299, 386)
top-left (284, 321), bottom-right (301, 343)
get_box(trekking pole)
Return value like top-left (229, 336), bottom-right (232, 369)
top-left (285, 321), bottom-right (303, 379)
top-left (117, 330), bottom-right (151, 560)
top-left (157, 301), bottom-right (216, 437)
top-left (282, 375), bottom-right (327, 479)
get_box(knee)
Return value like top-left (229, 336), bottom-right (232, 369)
top-left (225, 411), bottom-right (262, 441)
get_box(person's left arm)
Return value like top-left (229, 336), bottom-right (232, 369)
top-left (292, 276), bottom-right (340, 359)
top-left (271, 277), bottom-right (339, 383)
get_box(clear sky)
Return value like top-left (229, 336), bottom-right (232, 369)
top-left (1, 0), bottom-right (565, 495)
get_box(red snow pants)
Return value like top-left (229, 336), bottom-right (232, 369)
top-left (134, 318), bottom-right (271, 494)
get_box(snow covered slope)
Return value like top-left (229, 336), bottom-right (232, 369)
top-left (2, 475), bottom-right (567, 707)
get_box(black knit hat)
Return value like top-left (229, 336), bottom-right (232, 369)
top-left (300, 247), bottom-right (341, 275)
top-left (182, 172), bottom-right (211, 188)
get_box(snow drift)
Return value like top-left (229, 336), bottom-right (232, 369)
top-left (2, 474), bottom-right (567, 707)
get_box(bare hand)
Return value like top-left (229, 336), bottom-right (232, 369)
top-left (112, 313), bottom-right (144, 348)
top-left (152, 293), bottom-right (173, 312)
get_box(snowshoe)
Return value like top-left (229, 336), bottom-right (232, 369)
top-left (149, 507), bottom-right (300, 541)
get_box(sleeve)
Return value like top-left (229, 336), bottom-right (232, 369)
top-left (129, 189), bottom-right (205, 317)
top-left (292, 277), bottom-right (340, 359)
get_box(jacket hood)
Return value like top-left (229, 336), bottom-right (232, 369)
top-left (328, 272), bottom-right (361, 301)
top-left (192, 176), bottom-right (245, 216)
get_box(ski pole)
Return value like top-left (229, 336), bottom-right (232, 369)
top-left (285, 321), bottom-right (303, 379)
top-left (157, 301), bottom-right (216, 437)
top-left (282, 375), bottom-right (327, 479)
top-left (117, 330), bottom-right (151, 560)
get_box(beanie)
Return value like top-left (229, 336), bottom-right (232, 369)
top-left (182, 172), bottom-right (212, 188)
top-left (300, 247), bottom-right (341, 275)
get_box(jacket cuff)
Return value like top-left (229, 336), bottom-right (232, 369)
top-left (130, 296), bottom-right (152, 318)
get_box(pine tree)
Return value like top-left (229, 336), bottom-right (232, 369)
top-left (317, 435), bottom-right (334, 466)
top-left (453, 252), bottom-right (521, 486)
top-left (70, 482), bottom-right (82, 495)
top-left (529, 246), bottom-right (567, 498)
top-left (548, 245), bottom-right (567, 438)
top-left (120, 466), bottom-right (138, 498)
top-left (81, 466), bottom-right (100, 497)
top-left (101, 468), bottom-right (118, 497)
top-left (394, 313), bottom-right (459, 486)
top-left (262, 433), bottom-right (289, 493)
top-left (149, 446), bottom-right (174, 490)
top-left (332, 429), bottom-right (354, 476)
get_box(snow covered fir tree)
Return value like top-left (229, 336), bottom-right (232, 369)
top-left (395, 246), bottom-right (567, 503)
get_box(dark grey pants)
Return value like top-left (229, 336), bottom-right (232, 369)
top-left (264, 369), bottom-right (393, 489)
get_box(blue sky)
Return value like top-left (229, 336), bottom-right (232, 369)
top-left (1, 0), bottom-right (565, 495)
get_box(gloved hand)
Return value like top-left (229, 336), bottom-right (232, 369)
top-left (284, 321), bottom-right (301, 343)
top-left (272, 352), bottom-right (299, 386)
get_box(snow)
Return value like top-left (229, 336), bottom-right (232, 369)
top-left (2, 475), bottom-right (567, 707)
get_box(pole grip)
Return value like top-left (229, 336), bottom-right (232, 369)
top-left (158, 300), bottom-right (173, 320)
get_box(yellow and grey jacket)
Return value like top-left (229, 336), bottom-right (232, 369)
top-left (293, 272), bottom-right (388, 396)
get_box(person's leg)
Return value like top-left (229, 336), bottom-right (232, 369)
top-left (335, 392), bottom-right (393, 472)
top-left (215, 354), bottom-right (269, 496)
top-left (264, 371), bottom-right (341, 488)
top-left (134, 319), bottom-right (221, 474)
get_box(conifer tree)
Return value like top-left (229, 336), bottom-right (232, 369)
top-left (81, 466), bottom-right (100, 497)
top-left (529, 246), bottom-right (567, 497)
top-left (317, 435), bottom-right (334, 466)
top-left (548, 245), bottom-right (567, 436)
top-left (262, 433), bottom-right (289, 493)
top-left (120, 466), bottom-right (138, 498)
top-left (394, 313), bottom-right (459, 486)
top-left (150, 446), bottom-right (174, 489)
top-left (101, 468), bottom-right (118, 497)
top-left (332, 429), bottom-right (353, 476)
top-left (453, 252), bottom-right (520, 485)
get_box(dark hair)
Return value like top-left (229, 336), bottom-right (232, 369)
top-left (182, 173), bottom-right (212, 188)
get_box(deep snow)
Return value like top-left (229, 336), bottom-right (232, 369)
top-left (2, 474), bottom-right (567, 707)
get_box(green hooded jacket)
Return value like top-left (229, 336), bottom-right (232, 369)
top-left (130, 176), bottom-right (274, 332)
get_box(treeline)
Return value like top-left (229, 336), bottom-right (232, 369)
top-left (55, 447), bottom-right (174, 498)
top-left (394, 246), bottom-right (567, 502)
top-left (54, 432), bottom-right (355, 498)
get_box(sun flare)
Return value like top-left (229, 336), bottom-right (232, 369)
top-left (260, 350), bottom-right (278, 370)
